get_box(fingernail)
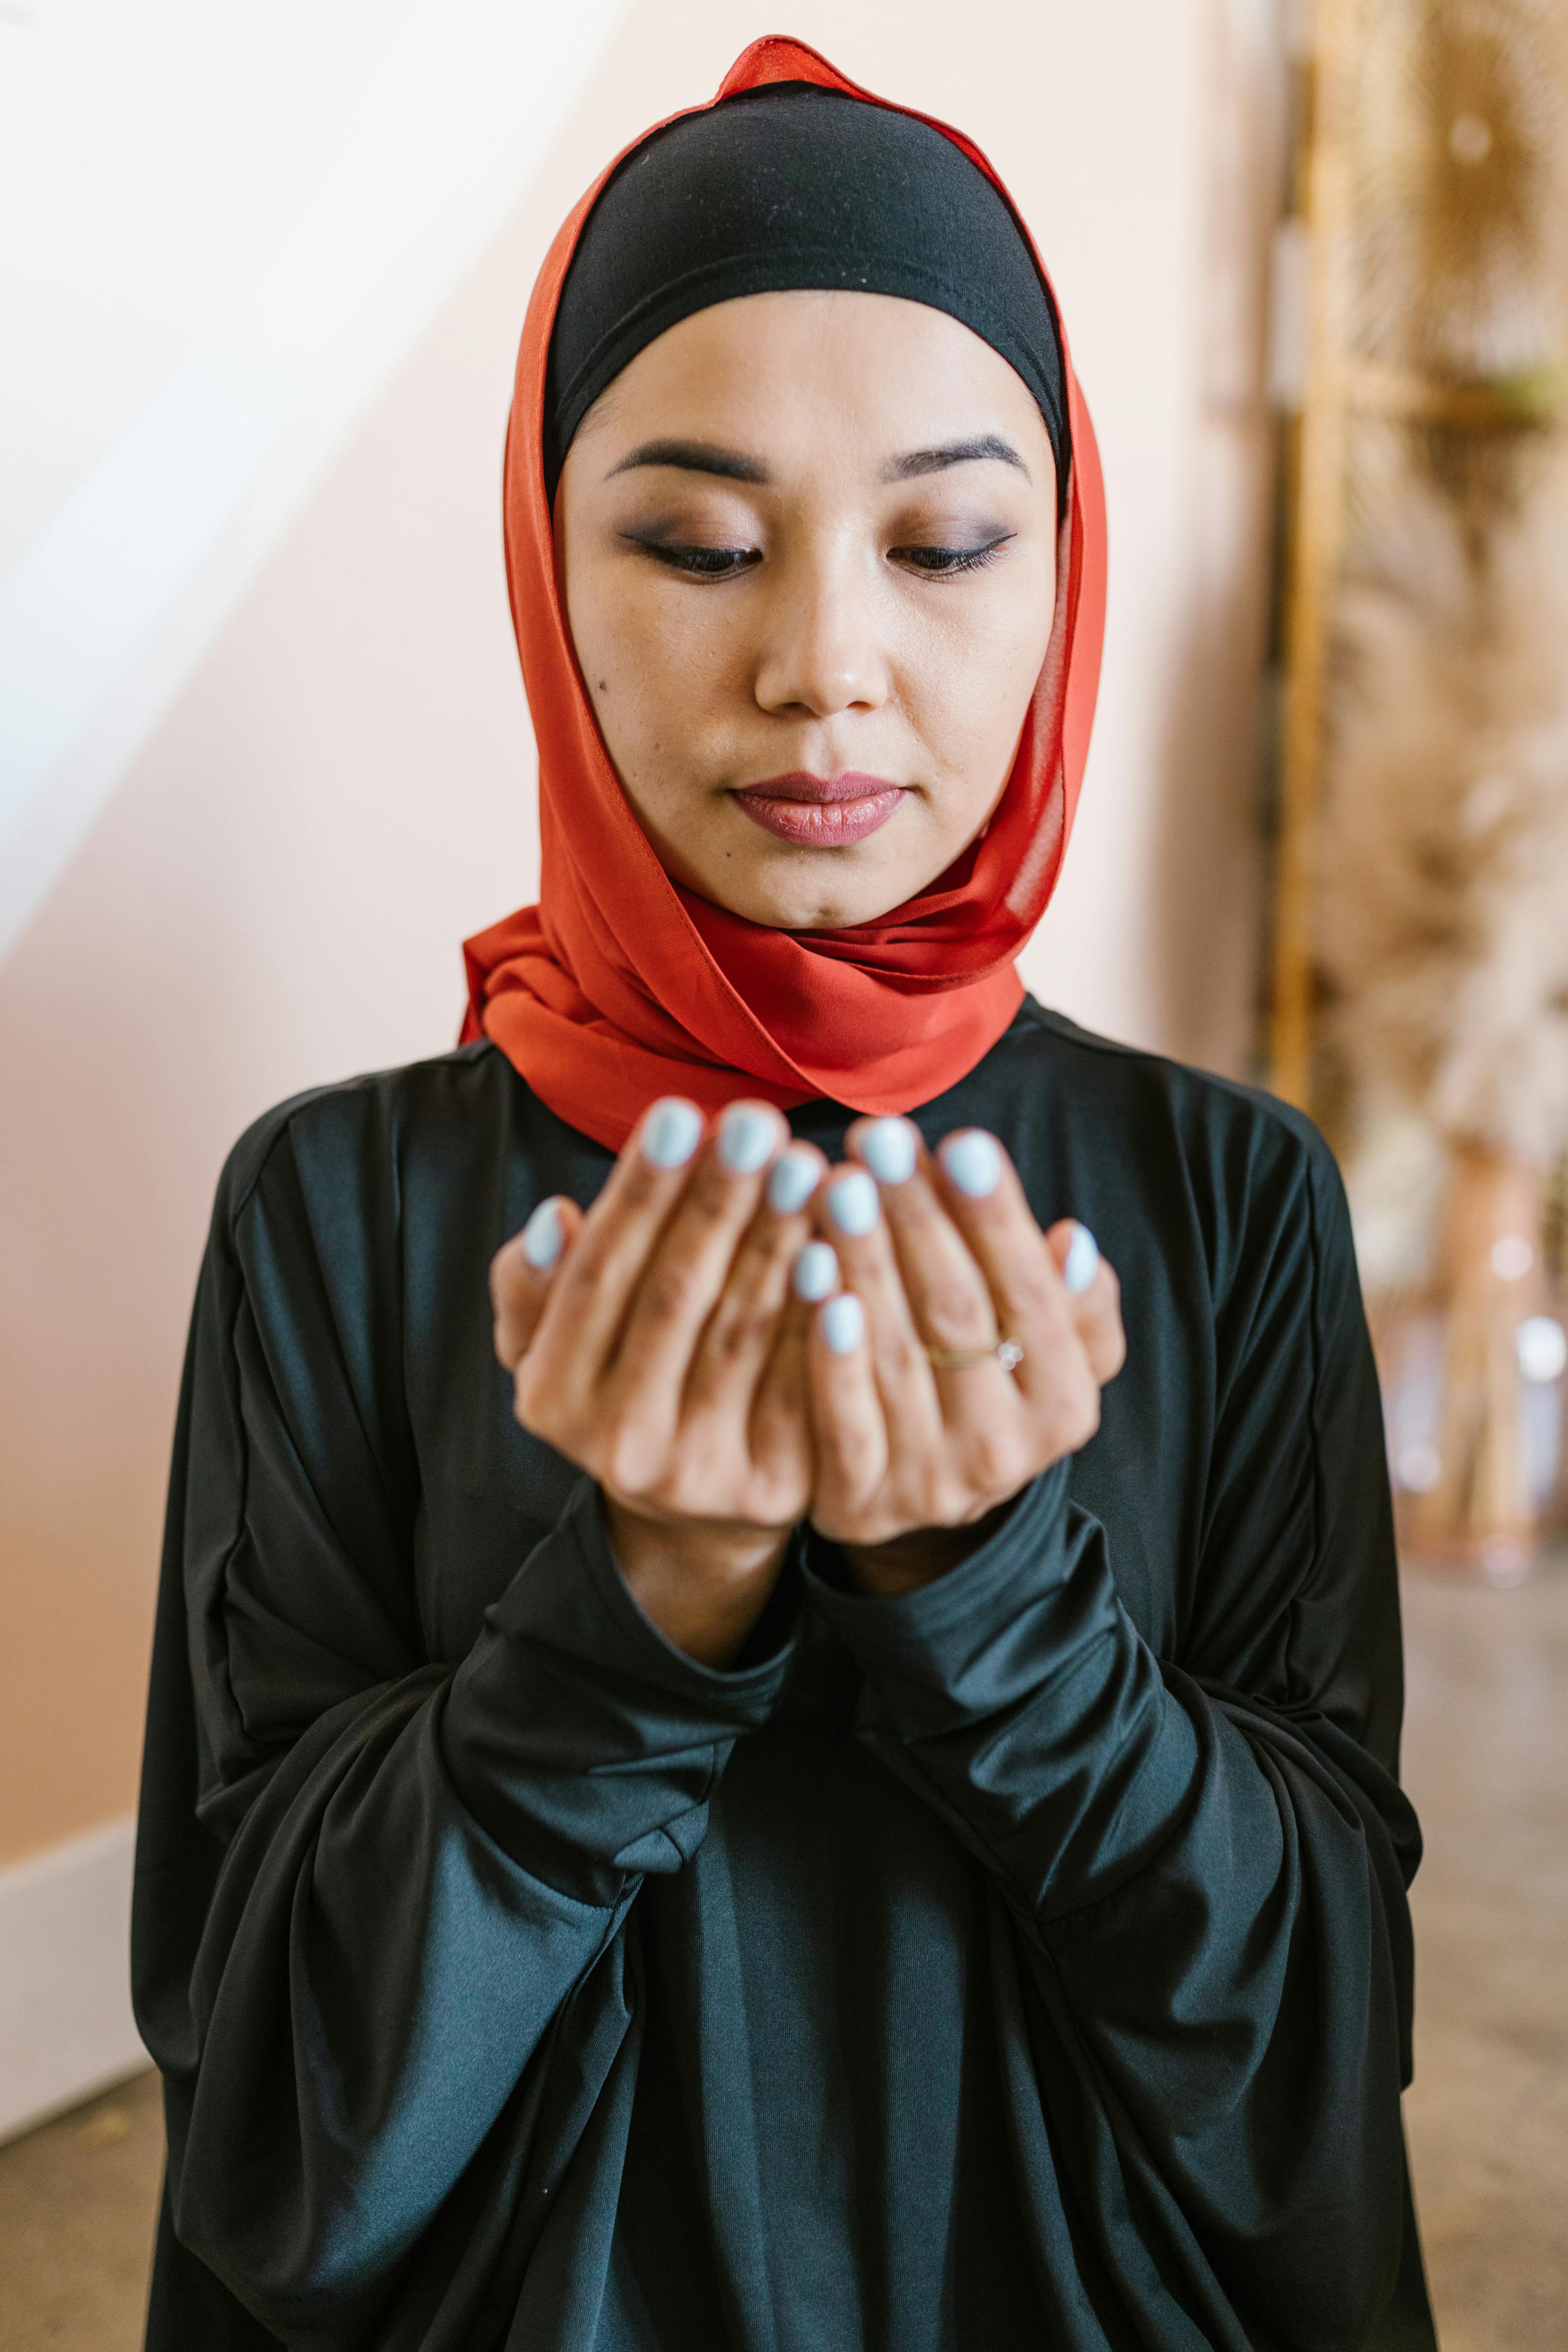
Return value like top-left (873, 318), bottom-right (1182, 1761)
top-left (718, 1102), bottom-right (777, 1175)
top-left (768, 1143), bottom-right (821, 1214)
top-left (642, 1098), bottom-right (703, 1169)
top-left (827, 1169), bottom-right (880, 1236)
top-left (858, 1117), bottom-right (918, 1185)
top-left (1063, 1222), bottom-right (1100, 1294)
top-left (821, 1292), bottom-right (865, 1355)
top-left (794, 1241), bottom-right (840, 1303)
top-left (521, 1198), bottom-right (564, 1271)
top-left (942, 1130), bottom-right (1002, 1199)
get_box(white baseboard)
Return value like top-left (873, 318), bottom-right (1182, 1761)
top-left (0, 1816), bottom-right (149, 2145)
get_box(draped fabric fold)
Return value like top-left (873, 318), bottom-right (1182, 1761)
top-left (461, 35), bottom-right (1107, 1151)
top-left (134, 1008), bottom-right (1434, 2346)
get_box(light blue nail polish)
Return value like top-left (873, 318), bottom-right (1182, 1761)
top-left (794, 1241), bottom-right (839, 1303)
top-left (1063, 1222), bottom-right (1100, 1294)
top-left (828, 1169), bottom-right (880, 1236)
top-left (821, 1292), bottom-right (865, 1355)
top-left (942, 1130), bottom-right (1002, 1199)
top-left (768, 1144), bottom-right (820, 1214)
top-left (859, 1117), bottom-right (918, 1185)
top-left (642, 1098), bottom-right (703, 1169)
top-left (521, 1198), bottom-right (564, 1271)
top-left (718, 1103), bottom-right (777, 1174)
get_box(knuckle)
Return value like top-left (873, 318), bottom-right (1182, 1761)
top-left (616, 1157), bottom-right (664, 1213)
top-left (917, 1466), bottom-right (957, 1525)
top-left (605, 1420), bottom-right (658, 1496)
top-left (1070, 1386), bottom-right (1102, 1451)
top-left (688, 1166), bottom-right (744, 1228)
top-left (643, 1268), bottom-right (697, 1327)
top-left (968, 1424), bottom-right (1019, 1494)
top-left (560, 1242), bottom-right (609, 1304)
top-left (876, 1327), bottom-right (926, 1386)
top-left (933, 1478), bottom-right (970, 1527)
top-left (662, 1465), bottom-right (701, 1518)
top-left (1013, 1258), bottom-right (1060, 1320)
top-left (710, 1299), bottom-right (770, 1366)
top-left (511, 1359), bottom-right (546, 1430)
top-left (1030, 1369), bottom-right (1099, 1461)
top-left (920, 1278), bottom-right (989, 1347)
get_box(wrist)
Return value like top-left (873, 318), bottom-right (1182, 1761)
top-left (839, 1495), bottom-right (1022, 1598)
top-left (603, 1494), bottom-right (795, 1668)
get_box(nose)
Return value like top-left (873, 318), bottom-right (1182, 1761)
top-left (752, 543), bottom-right (889, 720)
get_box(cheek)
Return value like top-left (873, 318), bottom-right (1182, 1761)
top-left (903, 567), bottom-right (1056, 780)
top-left (594, 574), bottom-right (744, 718)
top-left (570, 571), bottom-right (714, 787)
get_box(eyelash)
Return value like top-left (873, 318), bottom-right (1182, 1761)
top-left (629, 540), bottom-right (759, 578)
top-left (622, 534), bottom-right (1015, 581)
top-left (895, 538), bottom-right (1013, 576)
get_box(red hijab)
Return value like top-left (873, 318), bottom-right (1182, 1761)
top-left (462, 36), bottom-right (1107, 1152)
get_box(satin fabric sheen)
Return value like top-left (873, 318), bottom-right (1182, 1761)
top-left (460, 36), bottom-right (1108, 1150)
top-left (134, 1005), bottom-right (1435, 2348)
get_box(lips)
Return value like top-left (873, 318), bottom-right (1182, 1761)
top-left (730, 771), bottom-right (907, 846)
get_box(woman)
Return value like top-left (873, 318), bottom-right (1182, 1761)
top-left (133, 37), bottom-right (1434, 2350)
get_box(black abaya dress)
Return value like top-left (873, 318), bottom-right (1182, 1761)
top-left (132, 998), bottom-right (1436, 2349)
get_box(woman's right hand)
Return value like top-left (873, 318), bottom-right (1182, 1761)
top-left (489, 1098), bottom-right (826, 1667)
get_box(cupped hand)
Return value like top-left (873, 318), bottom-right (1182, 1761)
top-left (797, 1117), bottom-right (1125, 1595)
top-left (489, 1098), bottom-right (826, 1664)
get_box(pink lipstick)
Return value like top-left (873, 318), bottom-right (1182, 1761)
top-left (731, 771), bottom-right (906, 847)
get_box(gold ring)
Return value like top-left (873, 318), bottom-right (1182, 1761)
top-left (924, 1338), bottom-right (1025, 1372)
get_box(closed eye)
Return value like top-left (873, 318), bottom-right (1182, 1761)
top-left (620, 533), bottom-right (761, 580)
top-left (890, 533), bottom-right (1016, 577)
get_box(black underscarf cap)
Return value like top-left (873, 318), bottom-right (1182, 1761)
top-left (543, 83), bottom-right (1068, 506)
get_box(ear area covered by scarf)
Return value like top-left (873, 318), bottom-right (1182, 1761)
top-left (461, 35), bottom-right (1107, 1151)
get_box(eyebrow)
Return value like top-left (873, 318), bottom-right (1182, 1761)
top-left (606, 439), bottom-right (770, 484)
top-left (881, 435), bottom-right (1031, 483)
top-left (603, 431), bottom-right (1031, 487)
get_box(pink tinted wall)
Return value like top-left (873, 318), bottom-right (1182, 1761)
top-left (0, 0), bottom-right (1281, 1864)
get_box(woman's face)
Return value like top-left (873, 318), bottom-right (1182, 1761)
top-left (556, 290), bottom-right (1058, 931)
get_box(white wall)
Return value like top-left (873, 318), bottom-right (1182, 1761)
top-left (0, 0), bottom-right (1283, 2127)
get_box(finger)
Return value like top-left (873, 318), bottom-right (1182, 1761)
top-left (805, 1290), bottom-right (891, 1534)
top-left (742, 1216), bottom-right (827, 1519)
top-left (1046, 1219), bottom-right (1126, 1387)
top-left (683, 1140), bottom-right (828, 1416)
top-left (931, 1130), bottom-right (1092, 1419)
top-left (525, 1096), bottom-right (709, 1398)
top-left (601, 1102), bottom-right (791, 1459)
top-left (817, 1165), bottom-right (946, 1447)
top-left (848, 1114), bottom-right (1031, 1469)
top-left (490, 1196), bottom-right (583, 1370)
top-left (849, 1115), bottom-right (1007, 1356)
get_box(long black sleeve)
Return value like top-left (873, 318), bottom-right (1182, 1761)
top-left (805, 1104), bottom-right (1423, 2350)
top-left (134, 1088), bottom-right (790, 2347)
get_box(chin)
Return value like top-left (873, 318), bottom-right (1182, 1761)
top-left (680, 821), bottom-right (932, 932)
top-left (734, 873), bottom-right (905, 933)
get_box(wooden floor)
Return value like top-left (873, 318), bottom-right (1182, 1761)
top-left (1, 1564), bottom-right (1564, 2350)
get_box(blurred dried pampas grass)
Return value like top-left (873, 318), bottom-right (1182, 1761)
top-left (1318, 455), bottom-right (1568, 1290)
top-left (1309, 0), bottom-right (1568, 1295)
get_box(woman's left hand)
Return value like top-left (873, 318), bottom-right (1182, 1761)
top-left (801, 1118), bottom-right (1125, 1596)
